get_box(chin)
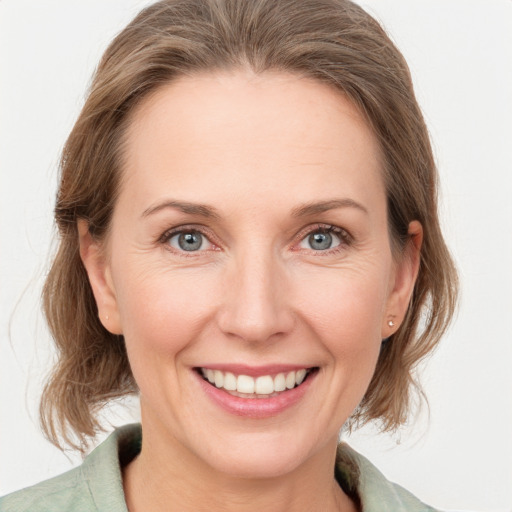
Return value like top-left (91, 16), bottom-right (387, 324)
top-left (194, 428), bottom-right (333, 480)
top-left (210, 448), bottom-right (305, 480)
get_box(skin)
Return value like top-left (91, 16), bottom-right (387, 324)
top-left (79, 70), bottom-right (422, 512)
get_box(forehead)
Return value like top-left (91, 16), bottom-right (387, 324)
top-left (119, 70), bottom-right (384, 214)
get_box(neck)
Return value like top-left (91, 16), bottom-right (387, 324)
top-left (123, 418), bottom-right (357, 512)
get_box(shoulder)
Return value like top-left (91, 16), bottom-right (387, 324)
top-left (0, 424), bottom-right (141, 512)
top-left (0, 465), bottom-right (92, 512)
top-left (336, 443), bottom-right (440, 512)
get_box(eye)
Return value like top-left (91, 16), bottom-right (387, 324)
top-left (298, 226), bottom-right (346, 251)
top-left (166, 230), bottom-right (213, 252)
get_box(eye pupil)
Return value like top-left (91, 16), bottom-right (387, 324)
top-left (309, 232), bottom-right (332, 250)
top-left (178, 232), bottom-right (202, 251)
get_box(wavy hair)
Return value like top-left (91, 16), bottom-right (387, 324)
top-left (41, 0), bottom-right (458, 450)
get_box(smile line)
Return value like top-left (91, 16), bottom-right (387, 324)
top-left (197, 367), bottom-right (317, 397)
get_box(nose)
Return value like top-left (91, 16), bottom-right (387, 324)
top-left (216, 246), bottom-right (295, 344)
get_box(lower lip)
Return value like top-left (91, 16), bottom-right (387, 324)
top-left (195, 371), bottom-right (316, 419)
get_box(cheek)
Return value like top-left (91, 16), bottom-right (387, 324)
top-left (293, 264), bottom-right (388, 371)
top-left (296, 265), bottom-right (388, 336)
top-left (112, 262), bottom-right (219, 363)
top-left (288, 264), bottom-right (390, 423)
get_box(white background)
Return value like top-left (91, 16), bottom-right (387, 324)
top-left (1, 1), bottom-right (511, 510)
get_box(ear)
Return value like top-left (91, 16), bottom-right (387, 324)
top-left (77, 220), bottom-right (123, 335)
top-left (382, 220), bottom-right (423, 338)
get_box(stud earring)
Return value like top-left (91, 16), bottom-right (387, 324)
top-left (387, 320), bottom-right (395, 327)
top-left (106, 314), bottom-right (109, 321)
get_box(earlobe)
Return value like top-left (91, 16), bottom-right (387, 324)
top-left (77, 220), bottom-right (123, 335)
top-left (382, 220), bottom-right (423, 338)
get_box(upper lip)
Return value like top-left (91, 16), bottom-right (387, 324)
top-left (194, 364), bottom-right (315, 377)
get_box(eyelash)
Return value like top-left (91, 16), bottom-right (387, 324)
top-left (295, 223), bottom-right (353, 254)
top-left (158, 224), bottom-right (219, 256)
top-left (158, 223), bottom-right (353, 257)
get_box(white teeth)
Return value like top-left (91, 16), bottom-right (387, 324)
top-left (214, 370), bottom-right (224, 388)
top-left (200, 368), bottom-right (311, 396)
top-left (285, 371), bottom-right (296, 389)
top-left (295, 369), bottom-right (307, 386)
top-left (237, 374), bottom-right (255, 394)
top-left (255, 375), bottom-right (274, 394)
top-left (223, 372), bottom-right (237, 391)
top-left (274, 373), bottom-right (286, 392)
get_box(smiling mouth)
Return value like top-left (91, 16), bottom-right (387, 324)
top-left (196, 367), bottom-right (318, 398)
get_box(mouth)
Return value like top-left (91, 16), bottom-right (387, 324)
top-left (196, 367), bottom-right (318, 399)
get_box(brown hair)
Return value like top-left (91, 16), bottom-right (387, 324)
top-left (41, 0), bottom-right (458, 450)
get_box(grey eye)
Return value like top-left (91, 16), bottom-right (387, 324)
top-left (308, 232), bottom-right (333, 250)
top-left (169, 231), bottom-right (209, 251)
top-left (299, 229), bottom-right (342, 251)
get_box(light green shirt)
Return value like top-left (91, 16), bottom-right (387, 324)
top-left (0, 424), bottom-right (438, 511)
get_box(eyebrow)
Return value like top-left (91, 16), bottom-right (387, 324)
top-left (141, 200), bottom-right (221, 219)
top-left (141, 198), bottom-right (368, 220)
top-left (291, 199), bottom-right (368, 217)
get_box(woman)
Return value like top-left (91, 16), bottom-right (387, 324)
top-left (0, 0), bottom-right (458, 510)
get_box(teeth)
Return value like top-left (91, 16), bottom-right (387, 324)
top-left (237, 375), bottom-right (255, 394)
top-left (223, 372), bottom-right (237, 391)
top-left (255, 375), bottom-right (274, 394)
top-left (214, 370), bottom-right (224, 388)
top-left (295, 369), bottom-right (307, 385)
top-left (200, 368), bottom-right (311, 396)
top-left (274, 373), bottom-right (286, 392)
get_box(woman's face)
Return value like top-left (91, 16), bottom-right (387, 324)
top-left (82, 70), bottom-right (419, 478)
